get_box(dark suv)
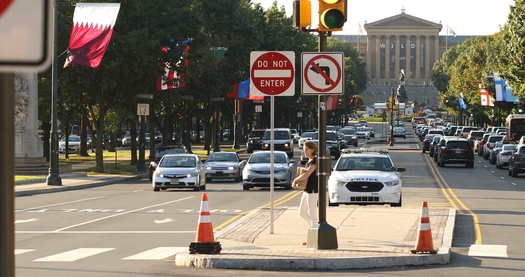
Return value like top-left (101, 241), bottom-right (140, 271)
top-left (246, 129), bottom-right (265, 153)
top-left (508, 145), bottom-right (525, 177)
top-left (436, 137), bottom-right (474, 168)
top-left (261, 128), bottom-right (294, 158)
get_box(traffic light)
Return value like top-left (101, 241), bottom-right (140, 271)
top-left (293, 0), bottom-right (312, 29)
top-left (318, 0), bottom-right (346, 32)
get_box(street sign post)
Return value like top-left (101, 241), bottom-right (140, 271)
top-left (0, 0), bottom-right (53, 72)
top-left (137, 103), bottom-right (150, 116)
top-left (301, 52), bottom-right (344, 95)
top-left (250, 51), bottom-right (295, 235)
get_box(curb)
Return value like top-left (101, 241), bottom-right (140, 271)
top-left (15, 175), bottom-right (145, 197)
top-left (175, 208), bottom-right (455, 271)
top-left (175, 251), bottom-right (450, 271)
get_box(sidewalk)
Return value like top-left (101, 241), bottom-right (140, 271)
top-left (15, 173), bottom-right (143, 197)
top-left (176, 205), bottom-right (455, 270)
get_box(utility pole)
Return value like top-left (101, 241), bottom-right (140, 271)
top-left (307, 31), bottom-right (338, 250)
top-left (0, 73), bottom-right (15, 277)
top-left (390, 88), bottom-right (395, 146)
top-left (47, 2), bottom-right (62, 186)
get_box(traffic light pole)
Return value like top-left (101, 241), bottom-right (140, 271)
top-left (0, 73), bottom-right (15, 277)
top-left (307, 31), bottom-right (338, 250)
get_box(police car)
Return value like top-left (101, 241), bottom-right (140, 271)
top-left (328, 150), bottom-right (405, 207)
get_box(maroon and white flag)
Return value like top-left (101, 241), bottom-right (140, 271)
top-left (480, 89), bottom-right (494, 107)
top-left (64, 3), bottom-right (121, 68)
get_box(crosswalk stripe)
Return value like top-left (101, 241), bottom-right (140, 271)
top-left (468, 244), bottom-right (508, 258)
top-left (15, 249), bottom-right (35, 255)
top-left (122, 247), bottom-right (187, 260)
top-left (33, 248), bottom-right (114, 262)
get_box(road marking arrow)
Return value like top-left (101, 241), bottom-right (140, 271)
top-left (15, 218), bottom-right (38, 224)
top-left (154, 218), bottom-right (174, 224)
top-left (147, 209), bottom-right (165, 213)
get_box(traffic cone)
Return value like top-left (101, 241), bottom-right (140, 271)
top-left (189, 192), bottom-right (221, 254)
top-left (411, 201), bottom-right (437, 254)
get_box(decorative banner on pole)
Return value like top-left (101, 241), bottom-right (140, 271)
top-left (480, 89), bottom-right (494, 107)
top-left (64, 3), bottom-right (121, 68)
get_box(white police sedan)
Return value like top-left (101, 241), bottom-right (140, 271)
top-left (152, 154), bottom-right (206, 191)
top-left (328, 151), bottom-right (405, 207)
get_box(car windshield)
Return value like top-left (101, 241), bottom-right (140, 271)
top-left (326, 132), bottom-right (338, 141)
top-left (207, 153), bottom-right (238, 162)
top-left (301, 132), bottom-right (316, 138)
top-left (471, 132), bottom-right (484, 139)
top-left (263, 130), bottom-right (290, 140)
top-left (68, 136), bottom-right (80, 142)
top-left (488, 136), bottom-right (504, 143)
top-left (433, 136), bottom-right (442, 142)
top-left (159, 156), bottom-right (196, 168)
top-left (339, 129), bottom-right (355, 135)
top-left (156, 148), bottom-right (186, 157)
top-left (248, 153), bottom-right (287, 164)
top-left (503, 145), bottom-right (516, 151)
top-left (250, 131), bottom-right (265, 138)
top-left (336, 156), bottom-right (394, 171)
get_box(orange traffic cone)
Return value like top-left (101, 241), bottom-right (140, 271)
top-left (189, 192), bottom-right (221, 254)
top-left (411, 201), bottom-right (437, 254)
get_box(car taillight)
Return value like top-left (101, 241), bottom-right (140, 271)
top-left (443, 148), bottom-right (452, 153)
top-left (502, 152), bottom-right (512, 156)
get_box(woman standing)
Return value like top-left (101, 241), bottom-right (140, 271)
top-left (292, 140), bottom-right (319, 234)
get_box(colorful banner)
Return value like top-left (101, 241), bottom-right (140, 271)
top-left (64, 3), bottom-right (121, 68)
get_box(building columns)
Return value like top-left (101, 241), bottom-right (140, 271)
top-left (366, 36), bottom-right (372, 79)
top-left (425, 35), bottom-right (431, 79)
top-left (434, 35), bottom-right (440, 67)
top-left (375, 35), bottom-right (381, 81)
top-left (415, 35), bottom-right (421, 79)
top-left (385, 36), bottom-right (391, 80)
top-left (405, 35), bottom-right (411, 78)
top-left (394, 35), bottom-right (400, 79)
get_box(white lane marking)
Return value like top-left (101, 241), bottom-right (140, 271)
top-left (133, 190), bottom-right (144, 192)
top-left (500, 177), bottom-right (505, 180)
top-left (512, 183), bottom-right (517, 186)
top-left (122, 247), bottom-right (187, 260)
top-left (17, 197), bottom-right (105, 212)
top-left (147, 209), bottom-right (165, 213)
top-left (16, 231), bottom-right (194, 234)
top-left (154, 218), bottom-right (174, 224)
top-left (52, 196), bottom-right (194, 232)
top-left (15, 218), bottom-right (38, 224)
top-left (34, 248), bottom-right (114, 262)
top-left (15, 249), bottom-right (35, 255)
top-left (468, 244), bottom-right (508, 258)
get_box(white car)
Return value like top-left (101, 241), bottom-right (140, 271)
top-left (298, 132), bottom-right (317, 148)
top-left (328, 151), bottom-right (405, 207)
top-left (356, 127), bottom-right (370, 139)
top-left (393, 126), bottom-right (406, 138)
top-left (496, 144), bottom-right (517, 169)
top-left (59, 135), bottom-right (81, 153)
top-left (152, 154), bottom-right (206, 191)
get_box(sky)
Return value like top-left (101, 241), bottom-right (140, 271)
top-left (252, 0), bottom-right (515, 35)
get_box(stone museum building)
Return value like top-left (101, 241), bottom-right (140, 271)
top-left (335, 10), bottom-right (476, 106)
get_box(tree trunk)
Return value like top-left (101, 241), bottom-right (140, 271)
top-left (80, 113), bottom-right (89, 156)
top-left (42, 121), bottom-right (50, 162)
top-left (64, 125), bottom-right (71, 160)
top-left (94, 117), bottom-right (105, 172)
top-left (130, 119), bottom-right (137, 165)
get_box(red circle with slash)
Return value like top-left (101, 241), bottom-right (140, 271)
top-left (304, 55), bottom-right (342, 93)
top-left (0, 0), bottom-right (14, 16)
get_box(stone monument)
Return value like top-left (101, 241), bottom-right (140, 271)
top-left (14, 73), bottom-right (47, 175)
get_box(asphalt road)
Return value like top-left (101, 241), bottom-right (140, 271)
top-left (15, 125), bottom-right (525, 276)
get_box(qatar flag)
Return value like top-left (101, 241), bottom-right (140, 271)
top-left (64, 3), bottom-right (121, 68)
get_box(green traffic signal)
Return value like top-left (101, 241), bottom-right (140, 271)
top-left (321, 9), bottom-right (345, 29)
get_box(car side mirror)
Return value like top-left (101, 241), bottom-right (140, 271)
top-left (396, 167), bottom-right (406, 172)
top-left (289, 162), bottom-right (295, 167)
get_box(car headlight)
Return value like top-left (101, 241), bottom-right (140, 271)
top-left (228, 166), bottom-right (235, 170)
top-left (335, 180), bottom-right (346, 186)
top-left (384, 180), bottom-right (400, 186)
top-left (156, 173), bottom-right (164, 178)
top-left (206, 166), bottom-right (212, 170)
top-left (186, 173), bottom-right (197, 178)
top-left (264, 144), bottom-right (269, 148)
top-left (284, 143), bottom-right (289, 148)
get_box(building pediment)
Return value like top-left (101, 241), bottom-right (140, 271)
top-left (365, 13), bottom-right (442, 31)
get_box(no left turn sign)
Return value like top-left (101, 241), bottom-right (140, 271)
top-left (250, 51), bottom-right (295, 97)
top-left (302, 52), bottom-right (344, 95)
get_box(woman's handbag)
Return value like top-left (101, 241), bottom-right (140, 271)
top-left (294, 167), bottom-right (307, 190)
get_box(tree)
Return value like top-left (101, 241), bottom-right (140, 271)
top-left (502, 0), bottom-right (525, 96)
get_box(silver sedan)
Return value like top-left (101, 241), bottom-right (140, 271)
top-left (204, 152), bottom-right (246, 182)
top-left (242, 151), bottom-right (294, 191)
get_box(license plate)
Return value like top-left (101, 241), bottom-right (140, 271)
top-left (216, 171), bottom-right (223, 175)
top-left (170, 179), bottom-right (179, 185)
top-left (353, 193), bottom-right (374, 197)
top-left (455, 150), bottom-right (463, 153)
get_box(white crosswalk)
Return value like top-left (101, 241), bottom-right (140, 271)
top-left (16, 246), bottom-right (186, 263)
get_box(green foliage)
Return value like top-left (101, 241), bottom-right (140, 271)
top-left (502, 0), bottom-right (525, 95)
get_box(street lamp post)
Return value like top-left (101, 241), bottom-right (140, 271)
top-left (46, 2), bottom-right (62, 186)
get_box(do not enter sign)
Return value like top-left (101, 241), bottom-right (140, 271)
top-left (250, 51), bottom-right (295, 97)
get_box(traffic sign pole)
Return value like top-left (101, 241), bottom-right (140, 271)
top-left (270, 96), bottom-right (275, 234)
top-left (306, 32), bottom-right (338, 250)
top-left (0, 73), bottom-right (15, 277)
